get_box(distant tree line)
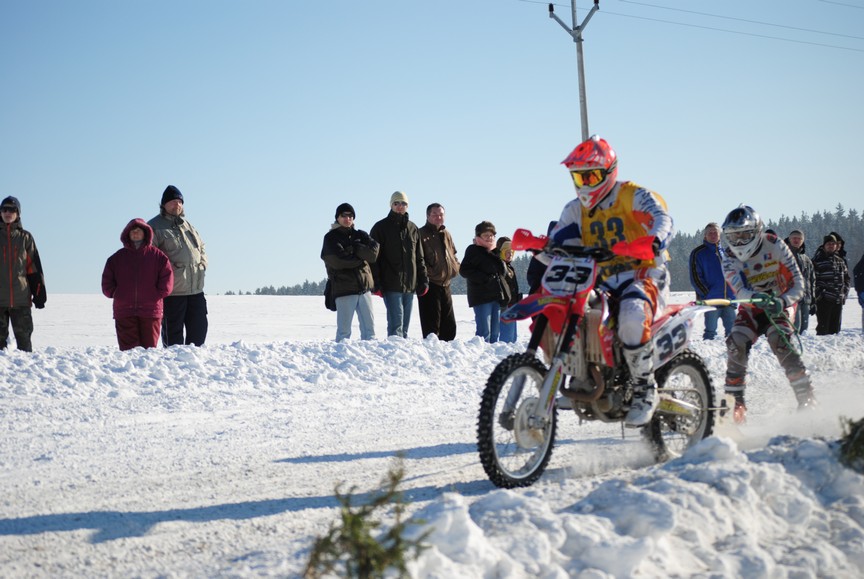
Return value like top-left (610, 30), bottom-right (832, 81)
top-left (230, 205), bottom-right (861, 296)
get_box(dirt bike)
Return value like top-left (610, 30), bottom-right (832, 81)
top-left (477, 229), bottom-right (716, 488)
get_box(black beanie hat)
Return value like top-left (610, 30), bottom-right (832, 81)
top-left (161, 185), bottom-right (183, 206)
top-left (1, 196), bottom-right (21, 214)
top-left (335, 203), bottom-right (355, 220)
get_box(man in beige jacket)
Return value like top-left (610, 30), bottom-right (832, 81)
top-left (148, 185), bottom-right (208, 346)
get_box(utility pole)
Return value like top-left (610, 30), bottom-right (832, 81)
top-left (548, 1), bottom-right (600, 142)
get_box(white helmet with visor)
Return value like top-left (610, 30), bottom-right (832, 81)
top-left (721, 204), bottom-right (764, 261)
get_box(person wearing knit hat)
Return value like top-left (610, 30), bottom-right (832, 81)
top-left (390, 191), bottom-right (409, 207)
top-left (812, 232), bottom-right (850, 335)
top-left (496, 236), bottom-right (522, 343)
top-left (322, 202), bottom-right (379, 341)
top-left (784, 229), bottom-right (816, 334)
top-left (147, 185), bottom-right (209, 347)
top-left (370, 191), bottom-right (429, 337)
top-left (1, 195), bottom-right (47, 352)
top-left (460, 221), bottom-right (509, 343)
top-left (160, 185), bottom-right (183, 207)
top-left (334, 203), bottom-right (355, 221)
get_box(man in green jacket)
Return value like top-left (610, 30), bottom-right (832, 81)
top-left (370, 191), bottom-right (429, 338)
top-left (1, 196), bottom-right (46, 352)
top-left (148, 185), bottom-right (208, 346)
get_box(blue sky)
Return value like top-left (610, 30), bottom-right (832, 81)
top-left (2, 0), bottom-right (862, 294)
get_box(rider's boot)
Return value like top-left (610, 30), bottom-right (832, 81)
top-left (724, 376), bottom-right (747, 424)
top-left (732, 395), bottom-right (747, 424)
top-left (790, 370), bottom-right (817, 411)
top-left (623, 343), bottom-right (658, 428)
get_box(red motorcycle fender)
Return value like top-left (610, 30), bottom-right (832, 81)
top-left (504, 294), bottom-right (570, 333)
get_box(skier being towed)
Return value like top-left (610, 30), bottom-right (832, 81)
top-left (543, 135), bottom-right (674, 428)
top-left (719, 205), bottom-right (816, 424)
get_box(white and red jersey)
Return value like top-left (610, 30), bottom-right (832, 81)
top-left (722, 234), bottom-right (804, 307)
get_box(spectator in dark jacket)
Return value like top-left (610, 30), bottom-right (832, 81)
top-left (370, 191), bottom-right (428, 338)
top-left (785, 229), bottom-right (816, 333)
top-left (461, 221), bottom-right (509, 343)
top-left (0, 196), bottom-right (46, 352)
top-left (102, 219), bottom-right (174, 351)
top-left (321, 203), bottom-right (379, 342)
top-left (688, 222), bottom-right (736, 340)
top-left (496, 236), bottom-right (522, 343)
top-left (812, 233), bottom-right (850, 335)
top-left (852, 253), bottom-right (864, 335)
top-left (418, 203), bottom-right (460, 341)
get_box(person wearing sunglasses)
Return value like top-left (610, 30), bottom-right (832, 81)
top-left (0, 196), bottom-right (47, 352)
top-left (544, 135), bottom-right (673, 428)
top-left (369, 191), bottom-right (429, 338)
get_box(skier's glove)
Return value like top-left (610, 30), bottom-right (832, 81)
top-left (809, 302), bottom-right (817, 316)
top-left (753, 292), bottom-right (783, 315)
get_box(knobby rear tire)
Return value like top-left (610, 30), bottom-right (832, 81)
top-left (477, 353), bottom-right (556, 488)
top-left (645, 349), bottom-right (715, 461)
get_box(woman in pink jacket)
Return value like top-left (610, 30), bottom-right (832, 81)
top-left (102, 219), bottom-right (174, 350)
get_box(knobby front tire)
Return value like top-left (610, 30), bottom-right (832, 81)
top-left (477, 353), bottom-right (556, 488)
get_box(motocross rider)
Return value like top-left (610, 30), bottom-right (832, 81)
top-left (720, 205), bottom-right (816, 424)
top-left (545, 135), bottom-right (674, 428)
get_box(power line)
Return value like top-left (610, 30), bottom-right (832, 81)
top-left (515, 0), bottom-right (864, 53)
top-left (618, 0), bottom-right (864, 40)
top-left (602, 9), bottom-right (864, 53)
top-left (818, 0), bottom-right (864, 9)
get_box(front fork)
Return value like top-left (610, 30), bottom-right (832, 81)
top-left (503, 313), bottom-right (579, 430)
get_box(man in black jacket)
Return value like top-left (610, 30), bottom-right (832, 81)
top-left (370, 192), bottom-right (429, 338)
top-left (321, 203), bottom-right (379, 342)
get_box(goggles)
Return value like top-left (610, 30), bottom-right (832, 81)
top-left (1, 206), bottom-right (18, 213)
top-left (570, 168), bottom-right (607, 188)
top-left (724, 229), bottom-right (756, 246)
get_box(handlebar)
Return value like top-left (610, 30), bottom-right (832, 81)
top-left (511, 228), bottom-right (654, 262)
top-left (546, 244), bottom-right (617, 262)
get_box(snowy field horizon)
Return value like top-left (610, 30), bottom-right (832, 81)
top-left (2, 294), bottom-right (864, 577)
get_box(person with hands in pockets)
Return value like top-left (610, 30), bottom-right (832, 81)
top-left (720, 205), bottom-right (816, 425)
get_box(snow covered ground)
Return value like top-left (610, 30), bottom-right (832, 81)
top-left (2, 293), bottom-right (863, 577)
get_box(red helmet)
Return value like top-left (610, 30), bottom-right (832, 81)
top-left (562, 135), bottom-right (618, 210)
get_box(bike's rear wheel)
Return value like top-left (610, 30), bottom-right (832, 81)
top-left (646, 350), bottom-right (714, 460)
top-left (477, 353), bottom-right (556, 488)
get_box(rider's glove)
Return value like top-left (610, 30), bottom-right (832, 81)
top-left (753, 292), bottom-right (784, 315)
